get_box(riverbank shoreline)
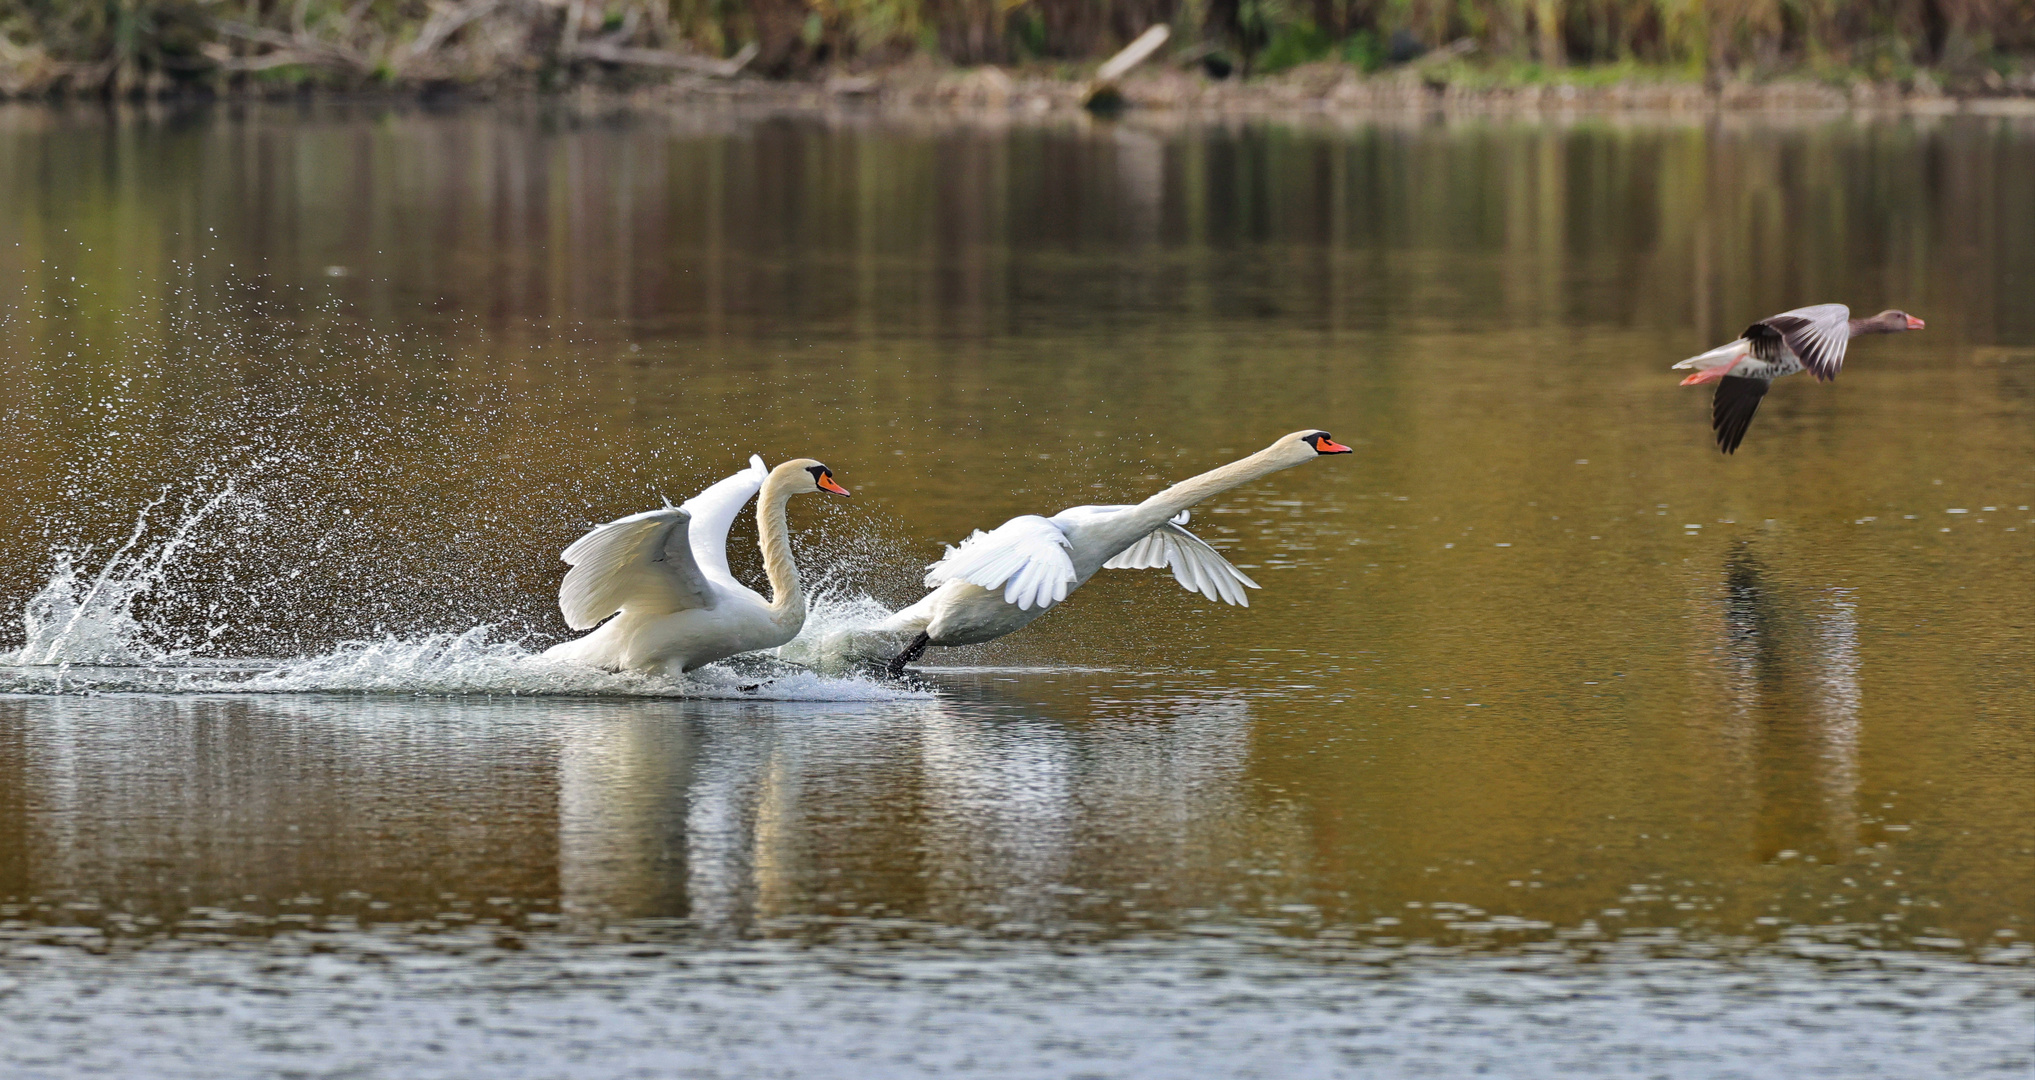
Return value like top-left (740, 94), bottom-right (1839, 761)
top-left (8, 61), bottom-right (2035, 120)
top-left (680, 62), bottom-right (2035, 117)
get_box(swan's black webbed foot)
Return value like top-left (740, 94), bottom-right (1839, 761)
top-left (885, 632), bottom-right (931, 679)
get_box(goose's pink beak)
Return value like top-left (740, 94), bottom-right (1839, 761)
top-left (1906, 315), bottom-right (1926, 330)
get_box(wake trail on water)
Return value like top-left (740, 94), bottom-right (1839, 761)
top-left (0, 270), bottom-right (935, 701)
top-left (0, 490), bottom-right (924, 703)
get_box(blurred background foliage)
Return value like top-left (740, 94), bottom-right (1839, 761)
top-left (1, 0), bottom-right (2032, 94)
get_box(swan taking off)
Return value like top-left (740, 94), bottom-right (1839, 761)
top-left (544, 457), bottom-right (851, 674)
top-left (871, 429), bottom-right (1353, 675)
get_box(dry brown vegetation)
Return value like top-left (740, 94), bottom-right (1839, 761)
top-left (1, 0), bottom-right (2032, 98)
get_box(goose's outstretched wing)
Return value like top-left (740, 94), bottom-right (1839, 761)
top-left (924, 515), bottom-right (1076, 611)
top-left (1103, 511), bottom-right (1261, 606)
top-left (557, 508), bottom-right (715, 630)
top-left (1754, 304), bottom-right (1850, 381)
top-left (680, 455), bottom-right (767, 589)
top-left (1712, 375), bottom-right (1769, 455)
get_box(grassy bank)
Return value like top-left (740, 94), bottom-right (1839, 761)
top-left (3, 0), bottom-right (2033, 98)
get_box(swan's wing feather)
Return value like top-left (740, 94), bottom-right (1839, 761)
top-left (1105, 531), bottom-right (1173, 571)
top-left (557, 508), bottom-right (716, 630)
top-left (1103, 520), bottom-right (1260, 607)
top-left (679, 454), bottom-right (767, 587)
top-left (1763, 304), bottom-right (1850, 381)
top-left (924, 515), bottom-right (1076, 611)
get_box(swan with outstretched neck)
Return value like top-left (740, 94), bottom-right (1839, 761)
top-left (1673, 305), bottom-right (1924, 453)
top-left (544, 457), bottom-right (850, 674)
top-left (864, 430), bottom-right (1353, 675)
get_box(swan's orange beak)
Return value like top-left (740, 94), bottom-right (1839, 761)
top-left (1315, 436), bottom-right (1353, 454)
top-left (817, 473), bottom-right (851, 497)
top-left (1906, 315), bottom-right (1926, 330)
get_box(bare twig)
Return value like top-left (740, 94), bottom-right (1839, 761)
top-left (215, 22), bottom-right (370, 71)
top-left (561, 0), bottom-right (584, 52)
top-left (1412, 38), bottom-right (1479, 67)
top-left (212, 50), bottom-right (342, 72)
top-left (564, 39), bottom-right (757, 77)
top-left (342, 0), bottom-right (374, 40)
top-left (408, 0), bottom-right (504, 59)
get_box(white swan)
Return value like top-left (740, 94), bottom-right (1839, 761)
top-left (543, 457), bottom-right (851, 674)
top-left (870, 429), bottom-right (1352, 674)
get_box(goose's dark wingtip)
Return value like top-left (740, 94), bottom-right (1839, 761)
top-left (1710, 375), bottom-right (1767, 457)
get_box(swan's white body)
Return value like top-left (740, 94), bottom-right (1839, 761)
top-left (883, 506), bottom-right (1256, 646)
top-left (866, 430), bottom-right (1351, 660)
top-left (544, 457), bottom-right (845, 674)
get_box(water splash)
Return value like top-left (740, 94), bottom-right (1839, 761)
top-left (232, 628), bottom-right (920, 700)
top-left (4, 483), bottom-right (246, 666)
top-left (0, 496), bottom-right (927, 702)
top-left (776, 586), bottom-right (909, 672)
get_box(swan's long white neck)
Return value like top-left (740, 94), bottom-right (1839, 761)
top-left (1114, 442), bottom-right (1308, 544)
top-left (756, 473), bottom-right (807, 630)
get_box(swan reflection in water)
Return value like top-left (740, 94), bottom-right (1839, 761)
top-left (1716, 543), bottom-right (1862, 862)
top-left (555, 686), bottom-right (1266, 932)
top-left (0, 696), bottom-right (564, 920)
top-left (557, 701), bottom-right (915, 930)
top-left (914, 690), bottom-right (1259, 929)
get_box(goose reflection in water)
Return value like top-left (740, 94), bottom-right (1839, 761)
top-left (554, 688), bottom-right (1264, 934)
top-left (1719, 543), bottom-right (1862, 863)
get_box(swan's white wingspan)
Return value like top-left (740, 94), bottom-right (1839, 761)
top-left (557, 508), bottom-right (716, 630)
top-left (924, 515), bottom-right (1077, 611)
top-left (680, 454), bottom-right (767, 588)
top-left (1102, 512), bottom-right (1261, 606)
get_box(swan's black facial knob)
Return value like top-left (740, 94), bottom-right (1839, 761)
top-left (1304, 432), bottom-right (1353, 454)
top-left (806, 464), bottom-right (851, 496)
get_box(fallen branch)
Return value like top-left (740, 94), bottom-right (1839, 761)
top-left (408, 0), bottom-right (504, 59)
top-left (1084, 24), bottom-right (1170, 111)
top-left (215, 22), bottom-right (371, 72)
top-left (210, 49), bottom-right (343, 73)
top-left (1096, 24), bottom-right (1171, 84)
top-left (564, 39), bottom-right (757, 78)
top-left (1411, 37), bottom-right (1478, 67)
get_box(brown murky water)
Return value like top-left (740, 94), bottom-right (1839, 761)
top-left (0, 102), bottom-right (2030, 1078)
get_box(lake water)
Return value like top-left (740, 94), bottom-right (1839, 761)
top-left (0, 101), bottom-right (2030, 1078)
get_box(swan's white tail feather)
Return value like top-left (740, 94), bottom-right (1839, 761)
top-left (1672, 339), bottom-right (1750, 371)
